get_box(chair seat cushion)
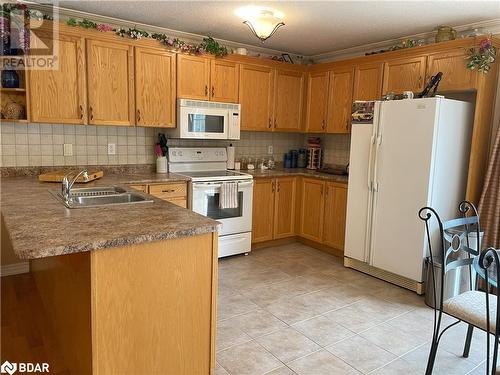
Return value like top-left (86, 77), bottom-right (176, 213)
top-left (443, 290), bottom-right (498, 333)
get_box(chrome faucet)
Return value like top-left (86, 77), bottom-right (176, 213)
top-left (62, 169), bottom-right (89, 204)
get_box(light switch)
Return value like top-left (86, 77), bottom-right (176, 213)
top-left (108, 143), bottom-right (116, 155)
top-left (268, 145), bottom-right (273, 155)
top-left (63, 143), bottom-right (73, 156)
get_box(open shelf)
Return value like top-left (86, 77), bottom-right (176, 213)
top-left (1, 87), bottom-right (26, 92)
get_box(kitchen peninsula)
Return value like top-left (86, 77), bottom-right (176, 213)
top-left (0, 172), bottom-right (219, 375)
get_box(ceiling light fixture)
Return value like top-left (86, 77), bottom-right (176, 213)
top-left (236, 6), bottom-right (285, 42)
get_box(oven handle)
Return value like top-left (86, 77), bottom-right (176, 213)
top-left (193, 181), bottom-right (253, 189)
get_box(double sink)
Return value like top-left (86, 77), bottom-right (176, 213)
top-left (51, 186), bottom-right (153, 209)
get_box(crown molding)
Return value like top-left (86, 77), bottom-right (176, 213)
top-left (26, 2), bottom-right (299, 59)
top-left (311, 18), bottom-right (500, 63)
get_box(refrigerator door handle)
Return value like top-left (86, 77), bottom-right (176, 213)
top-left (373, 135), bottom-right (382, 192)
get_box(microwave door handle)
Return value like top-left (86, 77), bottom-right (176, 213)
top-left (193, 183), bottom-right (222, 189)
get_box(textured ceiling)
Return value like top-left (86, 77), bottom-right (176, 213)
top-left (57, 1), bottom-right (500, 55)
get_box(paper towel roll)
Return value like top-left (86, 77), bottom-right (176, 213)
top-left (227, 144), bottom-right (235, 170)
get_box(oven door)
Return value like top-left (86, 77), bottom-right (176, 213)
top-left (191, 180), bottom-right (253, 236)
top-left (179, 106), bottom-right (229, 139)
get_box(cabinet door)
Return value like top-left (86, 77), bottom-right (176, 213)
top-left (326, 67), bottom-right (354, 134)
top-left (135, 47), bottom-right (176, 127)
top-left (426, 50), bottom-right (475, 91)
top-left (177, 54), bottom-right (210, 100)
top-left (274, 70), bottom-right (304, 132)
top-left (300, 178), bottom-right (325, 242)
top-left (274, 177), bottom-right (296, 239)
top-left (210, 60), bottom-right (239, 103)
top-left (322, 183), bottom-right (348, 250)
top-left (29, 33), bottom-right (86, 124)
top-left (305, 71), bottom-right (329, 132)
top-left (382, 56), bottom-right (427, 94)
top-left (87, 40), bottom-right (134, 126)
top-left (252, 179), bottom-right (275, 243)
top-left (239, 64), bottom-right (274, 131)
top-left (353, 62), bottom-right (383, 101)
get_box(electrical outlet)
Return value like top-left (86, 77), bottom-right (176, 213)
top-left (268, 145), bottom-right (273, 155)
top-left (108, 143), bottom-right (116, 155)
top-left (63, 143), bottom-right (73, 156)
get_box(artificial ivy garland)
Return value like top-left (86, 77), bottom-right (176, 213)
top-left (67, 17), bottom-right (229, 57)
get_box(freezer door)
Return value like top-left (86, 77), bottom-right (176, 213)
top-left (344, 120), bottom-right (376, 262)
top-left (370, 99), bottom-right (439, 282)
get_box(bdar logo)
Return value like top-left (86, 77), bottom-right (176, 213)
top-left (0, 361), bottom-right (17, 375)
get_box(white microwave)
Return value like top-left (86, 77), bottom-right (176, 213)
top-left (171, 99), bottom-right (240, 140)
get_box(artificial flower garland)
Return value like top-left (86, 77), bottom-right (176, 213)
top-left (466, 38), bottom-right (497, 74)
top-left (67, 17), bottom-right (229, 57)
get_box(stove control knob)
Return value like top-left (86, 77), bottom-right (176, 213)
top-left (172, 151), bottom-right (176, 157)
top-left (178, 151), bottom-right (183, 157)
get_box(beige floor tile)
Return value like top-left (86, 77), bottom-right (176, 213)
top-left (325, 335), bottom-right (397, 374)
top-left (256, 327), bottom-right (321, 363)
top-left (218, 292), bottom-right (259, 321)
top-left (292, 315), bottom-right (355, 347)
top-left (369, 358), bottom-right (422, 375)
top-left (216, 320), bottom-right (253, 351)
top-left (385, 309), bottom-right (434, 341)
top-left (263, 366), bottom-right (297, 375)
top-left (221, 267), bottom-right (292, 291)
top-left (217, 340), bottom-right (283, 375)
top-left (402, 341), bottom-right (477, 374)
top-left (287, 289), bottom-right (348, 315)
top-left (263, 297), bottom-right (321, 325)
top-left (223, 309), bottom-right (288, 338)
top-left (359, 322), bottom-right (428, 356)
top-left (240, 277), bottom-right (317, 306)
top-left (215, 362), bottom-right (230, 375)
top-left (287, 349), bottom-right (360, 375)
top-left (324, 301), bottom-right (386, 333)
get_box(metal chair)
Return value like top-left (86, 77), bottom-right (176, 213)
top-left (419, 201), bottom-right (500, 375)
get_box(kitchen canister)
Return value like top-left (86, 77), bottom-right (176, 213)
top-left (156, 156), bottom-right (167, 173)
top-left (297, 149), bottom-right (307, 168)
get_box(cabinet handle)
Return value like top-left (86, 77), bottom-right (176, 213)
top-left (79, 105), bottom-right (84, 119)
top-left (277, 182), bottom-right (280, 192)
top-left (320, 185), bottom-right (324, 195)
top-left (274, 118), bottom-right (277, 129)
top-left (161, 189), bottom-right (175, 193)
top-left (271, 181), bottom-right (275, 193)
top-left (205, 85), bottom-right (208, 96)
top-left (346, 119), bottom-right (349, 131)
top-left (268, 118), bottom-right (272, 129)
top-left (89, 106), bottom-right (94, 121)
top-left (137, 109), bottom-right (141, 123)
top-left (418, 76), bottom-right (422, 88)
top-left (211, 86), bottom-right (215, 97)
top-left (321, 120), bottom-right (325, 130)
top-left (325, 186), bottom-right (329, 197)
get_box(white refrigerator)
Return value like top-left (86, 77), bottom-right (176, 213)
top-left (344, 98), bottom-right (473, 293)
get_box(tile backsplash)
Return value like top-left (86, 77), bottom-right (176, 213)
top-left (0, 122), bottom-right (351, 168)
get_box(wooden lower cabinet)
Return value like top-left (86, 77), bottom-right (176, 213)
top-left (273, 177), bottom-right (296, 238)
top-left (130, 182), bottom-right (188, 208)
top-left (252, 177), bottom-right (296, 243)
top-left (300, 178), bottom-right (325, 242)
top-left (322, 182), bottom-right (348, 249)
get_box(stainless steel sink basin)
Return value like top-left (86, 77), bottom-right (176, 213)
top-left (50, 186), bottom-right (154, 208)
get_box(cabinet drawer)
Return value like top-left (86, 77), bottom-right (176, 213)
top-left (149, 183), bottom-right (187, 199)
top-left (129, 184), bottom-right (148, 193)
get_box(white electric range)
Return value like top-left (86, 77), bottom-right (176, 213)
top-left (168, 147), bottom-right (253, 258)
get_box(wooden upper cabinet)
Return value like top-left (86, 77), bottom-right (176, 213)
top-left (274, 177), bottom-right (296, 239)
top-left (322, 183), bottom-right (348, 250)
top-left (239, 64), bottom-right (274, 131)
top-left (306, 71), bottom-right (329, 132)
top-left (177, 54), bottom-right (210, 100)
top-left (87, 40), bottom-right (134, 126)
top-left (273, 70), bottom-right (304, 132)
top-left (382, 56), bottom-right (427, 94)
top-left (210, 60), bottom-right (239, 103)
top-left (29, 33), bottom-right (86, 124)
top-left (426, 50), bottom-right (475, 91)
top-left (300, 178), bottom-right (325, 242)
top-left (326, 67), bottom-right (354, 134)
top-left (353, 62), bottom-right (383, 101)
top-left (252, 179), bottom-right (275, 243)
top-left (135, 47), bottom-right (176, 128)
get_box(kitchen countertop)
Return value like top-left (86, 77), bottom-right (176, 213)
top-left (245, 167), bottom-right (349, 183)
top-left (0, 171), bottom-right (219, 260)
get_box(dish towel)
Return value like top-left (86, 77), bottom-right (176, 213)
top-left (219, 182), bottom-right (239, 209)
